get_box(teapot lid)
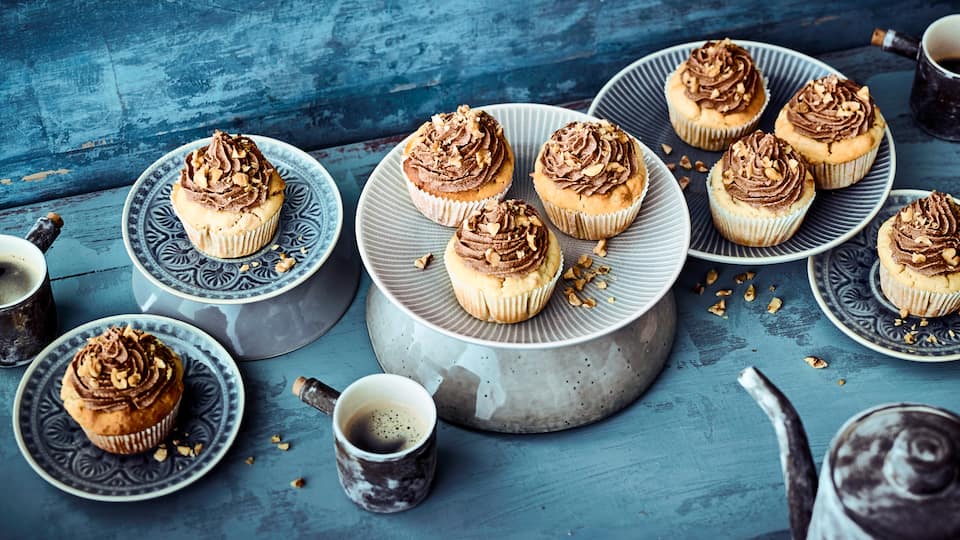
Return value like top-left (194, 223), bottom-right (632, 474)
top-left (831, 404), bottom-right (960, 539)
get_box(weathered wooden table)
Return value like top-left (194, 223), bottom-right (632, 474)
top-left (3, 3), bottom-right (960, 538)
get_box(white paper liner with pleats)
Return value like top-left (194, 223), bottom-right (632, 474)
top-left (175, 208), bottom-right (280, 259)
top-left (448, 253), bottom-right (563, 324)
top-left (664, 72), bottom-right (769, 152)
top-left (811, 143), bottom-right (881, 190)
top-left (84, 398), bottom-right (181, 455)
top-left (878, 263), bottom-right (960, 318)
top-left (539, 169), bottom-right (649, 241)
top-left (706, 174), bottom-right (814, 247)
top-left (405, 176), bottom-right (511, 228)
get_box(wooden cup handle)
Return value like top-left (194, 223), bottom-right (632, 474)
top-left (292, 376), bottom-right (340, 415)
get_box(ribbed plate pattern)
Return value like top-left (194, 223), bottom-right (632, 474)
top-left (590, 41), bottom-right (895, 264)
top-left (356, 103), bottom-right (690, 348)
top-left (809, 190), bottom-right (960, 362)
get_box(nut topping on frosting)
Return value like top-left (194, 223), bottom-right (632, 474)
top-left (785, 75), bottom-right (877, 142)
top-left (454, 200), bottom-right (548, 278)
top-left (65, 326), bottom-right (180, 412)
top-left (891, 192), bottom-right (960, 276)
top-left (179, 130), bottom-right (283, 212)
top-left (681, 39), bottom-right (761, 114)
top-left (404, 105), bottom-right (508, 193)
top-left (721, 131), bottom-right (809, 210)
top-left (538, 120), bottom-right (640, 196)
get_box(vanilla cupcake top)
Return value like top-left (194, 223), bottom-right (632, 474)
top-left (680, 39), bottom-right (761, 114)
top-left (890, 192), bottom-right (960, 276)
top-left (454, 200), bottom-right (549, 278)
top-left (404, 105), bottom-right (508, 194)
top-left (64, 326), bottom-right (179, 412)
top-left (538, 120), bottom-right (640, 196)
top-left (720, 131), bottom-right (808, 210)
top-left (180, 130), bottom-right (279, 212)
top-left (785, 75), bottom-right (877, 143)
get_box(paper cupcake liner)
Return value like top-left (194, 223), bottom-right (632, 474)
top-left (175, 207), bottom-right (281, 259)
top-left (665, 73), bottom-right (769, 151)
top-left (706, 167), bottom-right (814, 247)
top-left (810, 142), bottom-right (880, 190)
top-left (538, 169), bottom-right (649, 241)
top-left (448, 252), bottom-right (563, 324)
top-left (879, 263), bottom-right (960, 318)
top-left (83, 398), bottom-right (181, 455)
top-left (405, 176), bottom-right (511, 227)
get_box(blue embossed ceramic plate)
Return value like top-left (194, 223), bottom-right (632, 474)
top-left (123, 135), bottom-right (342, 304)
top-left (13, 314), bottom-right (245, 501)
top-left (590, 41), bottom-right (895, 265)
top-left (357, 103), bottom-right (690, 349)
top-left (809, 190), bottom-right (960, 362)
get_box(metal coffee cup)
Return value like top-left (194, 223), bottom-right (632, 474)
top-left (293, 373), bottom-right (438, 513)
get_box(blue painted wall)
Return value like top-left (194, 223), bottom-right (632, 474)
top-left (0, 0), bottom-right (955, 209)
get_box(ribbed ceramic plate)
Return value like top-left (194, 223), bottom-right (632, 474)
top-left (356, 103), bottom-right (690, 349)
top-left (13, 314), bottom-right (245, 501)
top-left (590, 40), bottom-right (895, 265)
top-left (809, 190), bottom-right (960, 362)
top-left (123, 135), bottom-right (342, 304)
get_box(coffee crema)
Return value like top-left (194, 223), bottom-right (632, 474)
top-left (0, 255), bottom-right (39, 306)
top-left (344, 401), bottom-right (429, 454)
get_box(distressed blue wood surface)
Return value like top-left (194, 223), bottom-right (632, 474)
top-left (1, 0), bottom-right (957, 209)
top-left (2, 45), bottom-right (960, 539)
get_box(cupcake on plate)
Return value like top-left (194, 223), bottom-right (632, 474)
top-left (775, 75), bottom-right (885, 190)
top-left (444, 199), bottom-right (562, 324)
top-left (532, 120), bottom-right (647, 240)
top-left (707, 131), bottom-right (816, 247)
top-left (60, 326), bottom-right (184, 455)
top-left (171, 130), bottom-right (286, 258)
top-left (665, 39), bottom-right (768, 151)
top-left (403, 105), bottom-right (514, 227)
top-left (878, 192), bottom-right (960, 317)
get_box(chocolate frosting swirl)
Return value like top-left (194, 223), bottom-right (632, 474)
top-left (681, 39), bottom-right (761, 114)
top-left (538, 121), bottom-right (640, 196)
top-left (720, 131), bottom-right (809, 210)
top-left (65, 326), bottom-right (179, 412)
top-left (179, 130), bottom-right (279, 212)
top-left (786, 75), bottom-right (877, 142)
top-left (454, 200), bottom-right (549, 278)
top-left (403, 105), bottom-right (508, 194)
top-left (890, 192), bottom-right (960, 276)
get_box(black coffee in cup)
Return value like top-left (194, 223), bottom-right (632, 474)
top-left (937, 57), bottom-right (960, 75)
top-left (345, 402), bottom-right (428, 454)
top-left (0, 255), bottom-right (39, 305)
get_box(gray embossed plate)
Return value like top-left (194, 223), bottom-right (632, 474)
top-left (123, 135), bottom-right (342, 304)
top-left (13, 314), bottom-right (245, 501)
top-left (808, 190), bottom-right (960, 362)
top-left (590, 41), bottom-right (895, 264)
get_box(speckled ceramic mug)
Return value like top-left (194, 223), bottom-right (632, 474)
top-left (293, 373), bottom-right (438, 513)
top-left (0, 235), bottom-right (57, 368)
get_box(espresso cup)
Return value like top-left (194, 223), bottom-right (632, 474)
top-left (0, 234), bottom-right (58, 367)
top-left (293, 373), bottom-right (438, 513)
top-left (874, 15), bottom-right (960, 141)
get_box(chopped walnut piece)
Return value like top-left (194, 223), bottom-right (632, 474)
top-left (838, 379), bottom-right (846, 386)
top-left (693, 283), bottom-right (704, 295)
top-left (666, 162), bottom-right (677, 171)
top-left (708, 299), bottom-right (726, 317)
top-left (920, 318), bottom-right (929, 327)
top-left (660, 143), bottom-right (673, 155)
top-left (291, 478), bottom-right (305, 489)
top-left (566, 291), bottom-right (584, 307)
top-left (950, 329), bottom-right (957, 339)
top-left (277, 442), bottom-right (291, 451)
top-left (176, 445), bottom-right (192, 457)
top-left (593, 239), bottom-right (607, 257)
top-left (927, 335), bottom-right (939, 344)
top-left (767, 297), bottom-right (783, 314)
top-left (239, 264), bottom-right (250, 273)
top-left (270, 434), bottom-right (282, 444)
top-left (899, 308), bottom-right (909, 319)
top-left (705, 268), bottom-right (718, 286)
top-left (607, 297), bottom-right (615, 304)
top-left (583, 298), bottom-right (597, 309)
top-left (904, 332), bottom-right (917, 345)
top-left (414, 253), bottom-right (433, 270)
top-left (271, 244), bottom-right (280, 251)
top-left (679, 155), bottom-right (692, 169)
top-left (744, 284), bottom-right (756, 302)
top-left (715, 289), bottom-right (732, 297)
top-left (804, 356), bottom-right (828, 369)
top-left (746, 271), bottom-right (756, 280)
top-left (577, 254), bottom-right (594, 268)
top-left (153, 446), bottom-right (168, 462)
top-left (245, 456), bottom-right (255, 465)
top-left (596, 280), bottom-right (608, 290)
top-left (678, 176), bottom-right (690, 190)
top-left (769, 285), bottom-right (777, 293)
top-left (563, 267), bottom-right (579, 280)
top-left (194, 443), bottom-right (203, 455)
top-left (574, 278), bottom-right (586, 291)
top-left (275, 254), bottom-right (296, 273)
top-left (251, 261), bottom-right (261, 268)
top-left (694, 161), bottom-right (709, 173)
top-left (596, 265), bottom-right (611, 275)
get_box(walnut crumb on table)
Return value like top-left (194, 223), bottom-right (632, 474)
top-left (705, 268), bottom-right (718, 286)
top-left (679, 155), bottom-right (692, 169)
top-left (767, 297), bottom-right (783, 314)
top-left (678, 176), bottom-right (690, 190)
top-left (291, 478), bottom-right (305, 489)
top-left (245, 456), bottom-right (255, 465)
top-left (277, 442), bottom-right (291, 451)
top-left (708, 299), bottom-right (725, 317)
top-left (270, 434), bottom-right (282, 444)
top-left (804, 356), bottom-right (828, 369)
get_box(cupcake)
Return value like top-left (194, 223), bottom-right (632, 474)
top-left (665, 39), bottom-right (768, 151)
top-left (60, 326), bottom-right (184, 454)
top-left (775, 75), bottom-right (886, 190)
top-left (402, 105), bottom-right (514, 227)
top-left (707, 131), bottom-right (816, 247)
top-left (444, 200), bottom-right (562, 323)
top-left (878, 192), bottom-right (960, 317)
top-left (532, 120), bottom-right (647, 240)
top-left (170, 130), bottom-right (286, 258)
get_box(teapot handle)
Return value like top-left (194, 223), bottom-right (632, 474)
top-left (25, 212), bottom-right (63, 253)
top-left (871, 28), bottom-right (920, 61)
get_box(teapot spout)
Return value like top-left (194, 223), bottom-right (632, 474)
top-left (738, 367), bottom-right (818, 540)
